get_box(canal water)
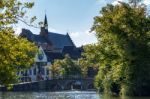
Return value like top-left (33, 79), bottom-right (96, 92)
top-left (0, 91), bottom-right (150, 99)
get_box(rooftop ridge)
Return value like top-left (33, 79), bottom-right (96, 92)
top-left (66, 33), bottom-right (75, 47)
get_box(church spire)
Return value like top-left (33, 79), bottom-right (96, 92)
top-left (44, 14), bottom-right (48, 30)
top-left (40, 14), bottom-right (48, 36)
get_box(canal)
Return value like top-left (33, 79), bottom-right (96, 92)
top-left (0, 91), bottom-right (150, 99)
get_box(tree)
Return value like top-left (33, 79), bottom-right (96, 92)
top-left (50, 55), bottom-right (82, 78)
top-left (85, 2), bottom-right (150, 96)
top-left (0, 0), bottom-right (37, 86)
top-left (50, 59), bottom-right (62, 78)
top-left (80, 44), bottom-right (99, 77)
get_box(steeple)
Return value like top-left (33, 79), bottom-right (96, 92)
top-left (40, 14), bottom-right (48, 36)
top-left (44, 14), bottom-right (48, 30)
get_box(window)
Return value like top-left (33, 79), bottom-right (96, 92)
top-left (25, 70), bottom-right (28, 76)
top-left (34, 68), bottom-right (36, 75)
top-left (41, 67), bottom-right (45, 75)
top-left (29, 69), bottom-right (32, 75)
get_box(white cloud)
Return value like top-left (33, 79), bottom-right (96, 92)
top-left (143, 0), bottom-right (150, 5)
top-left (69, 30), bottom-right (97, 47)
top-left (112, 0), bottom-right (124, 5)
top-left (14, 27), bottom-right (22, 35)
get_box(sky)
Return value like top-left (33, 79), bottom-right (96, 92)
top-left (15, 0), bottom-right (150, 47)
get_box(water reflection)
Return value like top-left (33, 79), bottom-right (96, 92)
top-left (0, 91), bottom-right (99, 99)
top-left (0, 91), bottom-right (150, 99)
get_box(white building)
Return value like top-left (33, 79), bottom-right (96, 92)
top-left (18, 46), bottom-right (51, 82)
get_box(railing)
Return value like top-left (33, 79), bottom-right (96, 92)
top-left (51, 75), bottom-right (93, 80)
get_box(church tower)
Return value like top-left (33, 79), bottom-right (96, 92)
top-left (40, 14), bottom-right (48, 36)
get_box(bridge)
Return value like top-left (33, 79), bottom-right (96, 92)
top-left (0, 77), bottom-right (95, 91)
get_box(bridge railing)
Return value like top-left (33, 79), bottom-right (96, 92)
top-left (51, 75), bottom-right (93, 80)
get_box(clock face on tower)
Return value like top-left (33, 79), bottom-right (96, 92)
top-left (38, 49), bottom-right (44, 60)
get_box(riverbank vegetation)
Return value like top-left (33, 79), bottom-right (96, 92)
top-left (51, 55), bottom-right (84, 78)
top-left (51, 54), bottom-right (98, 78)
top-left (0, 0), bottom-right (37, 86)
top-left (83, 0), bottom-right (150, 96)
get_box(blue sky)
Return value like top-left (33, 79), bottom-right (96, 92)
top-left (15, 0), bottom-right (150, 47)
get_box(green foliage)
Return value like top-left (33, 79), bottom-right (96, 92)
top-left (50, 55), bottom-right (82, 78)
top-left (78, 58), bottom-right (89, 77)
top-left (0, 0), bottom-right (37, 86)
top-left (86, 2), bottom-right (150, 96)
top-left (80, 44), bottom-right (100, 77)
top-left (0, 0), bottom-right (35, 27)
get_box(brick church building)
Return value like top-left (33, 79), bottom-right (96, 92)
top-left (18, 15), bottom-right (82, 82)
